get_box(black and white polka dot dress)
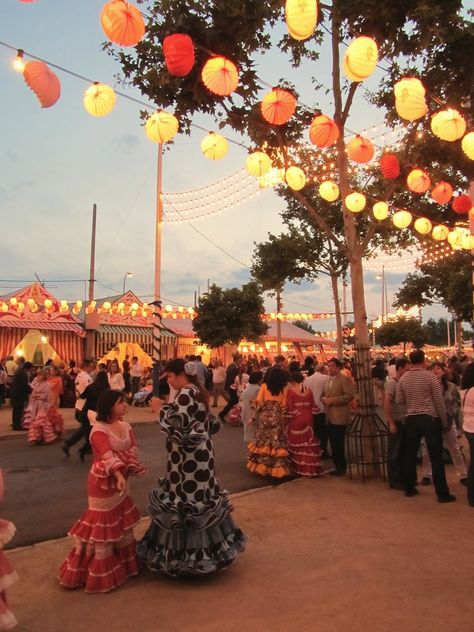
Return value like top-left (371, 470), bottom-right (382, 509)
top-left (137, 384), bottom-right (246, 577)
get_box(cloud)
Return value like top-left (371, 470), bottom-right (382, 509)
top-left (115, 134), bottom-right (140, 153)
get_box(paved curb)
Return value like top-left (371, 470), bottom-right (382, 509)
top-left (0, 418), bottom-right (156, 441)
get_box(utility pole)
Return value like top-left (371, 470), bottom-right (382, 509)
top-left (85, 204), bottom-right (98, 359)
top-left (276, 288), bottom-right (282, 355)
top-left (152, 145), bottom-right (163, 395)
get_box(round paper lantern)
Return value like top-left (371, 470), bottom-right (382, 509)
top-left (432, 225), bottom-right (449, 241)
top-left (379, 153), bottom-right (400, 180)
top-left (345, 192), bottom-right (366, 213)
top-left (246, 151), bottom-right (272, 177)
top-left (309, 114), bottom-right (339, 148)
top-left (431, 108), bottom-right (466, 142)
top-left (261, 88), bottom-right (297, 125)
top-left (452, 194), bottom-right (473, 214)
top-left (285, 166), bottom-right (306, 191)
top-left (145, 111), bottom-right (179, 143)
top-left (346, 135), bottom-right (375, 163)
top-left (430, 181), bottom-right (453, 205)
top-left (201, 57), bottom-right (239, 96)
top-left (163, 34), bottom-right (195, 77)
top-left (461, 132), bottom-right (474, 160)
top-left (44, 298), bottom-right (53, 309)
top-left (200, 132), bottom-right (228, 160)
top-left (392, 210), bottom-right (412, 229)
top-left (394, 78), bottom-right (428, 121)
top-left (461, 235), bottom-right (474, 250)
top-left (23, 60), bottom-right (61, 108)
top-left (414, 217), bottom-right (432, 235)
top-left (285, 0), bottom-right (318, 41)
top-left (407, 168), bottom-right (431, 194)
top-left (83, 82), bottom-right (116, 117)
top-left (448, 229), bottom-right (464, 248)
top-left (343, 36), bottom-right (378, 82)
top-left (100, 0), bottom-right (145, 47)
top-left (319, 180), bottom-right (339, 202)
top-left (372, 201), bottom-right (389, 220)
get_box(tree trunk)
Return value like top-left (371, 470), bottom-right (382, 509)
top-left (276, 288), bottom-right (282, 355)
top-left (330, 271), bottom-right (344, 360)
top-left (456, 319), bottom-right (463, 358)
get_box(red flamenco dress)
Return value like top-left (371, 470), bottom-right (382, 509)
top-left (286, 388), bottom-right (322, 477)
top-left (0, 469), bottom-right (18, 630)
top-left (58, 421), bottom-right (146, 593)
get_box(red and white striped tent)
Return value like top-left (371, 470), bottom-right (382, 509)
top-left (0, 283), bottom-right (85, 363)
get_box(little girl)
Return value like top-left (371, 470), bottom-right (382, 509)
top-left (0, 470), bottom-right (18, 629)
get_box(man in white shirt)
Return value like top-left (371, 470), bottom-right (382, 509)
top-left (130, 356), bottom-right (143, 395)
top-left (74, 359), bottom-right (93, 422)
top-left (305, 365), bottom-right (330, 457)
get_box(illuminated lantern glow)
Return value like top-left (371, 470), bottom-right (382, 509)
top-left (392, 210), bottom-right (412, 229)
top-left (200, 132), bottom-right (228, 160)
top-left (285, 0), bottom-right (318, 41)
top-left (461, 235), bottom-right (474, 250)
top-left (431, 108), bottom-right (466, 142)
top-left (83, 82), bottom-right (116, 117)
top-left (379, 153), bottom-right (400, 180)
top-left (345, 192), bottom-right (366, 213)
top-left (163, 34), bottom-right (195, 77)
top-left (343, 36), bottom-right (378, 82)
top-left (461, 132), bottom-right (474, 160)
top-left (245, 151), bottom-right (272, 177)
top-left (44, 298), bottom-right (53, 309)
top-left (309, 114), bottom-right (339, 148)
top-left (285, 166), bottom-right (306, 191)
top-left (261, 88), bottom-right (297, 125)
top-left (432, 225), bottom-right (449, 241)
top-left (407, 168), bottom-right (431, 194)
top-left (201, 57), bottom-right (239, 96)
top-left (414, 217), bottom-right (432, 235)
top-left (448, 229), bottom-right (465, 247)
top-left (13, 50), bottom-right (25, 73)
top-left (429, 182), bottom-right (452, 206)
top-left (100, 0), bottom-right (145, 47)
top-left (145, 111), bottom-right (179, 143)
top-left (394, 78), bottom-right (427, 121)
top-left (319, 180), bottom-right (339, 202)
top-left (452, 194), bottom-right (473, 215)
top-left (346, 135), bottom-right (375, 163)
top-left (372, 201), bottom-right (389, 220)
top-left (23, 60), bottom-right (61, 108)
top-left (103, 301), bottom-right (112, 310)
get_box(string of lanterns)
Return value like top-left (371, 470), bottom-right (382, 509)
top-left (263, 311), bottom-right (334, 322)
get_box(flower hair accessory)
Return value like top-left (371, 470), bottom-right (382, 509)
top-left (184, 362), bottom-right (198, 377)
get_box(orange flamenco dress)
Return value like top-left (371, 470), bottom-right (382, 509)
top-left (247, 383), bottom-right (290, 478)
top-left (58, 422), bottom-right (146, 593)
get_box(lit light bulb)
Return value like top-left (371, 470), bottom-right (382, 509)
top-left (13, 50), bottom-right (25, 73)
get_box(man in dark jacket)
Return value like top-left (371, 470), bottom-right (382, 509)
top-left (11, 359), bottom-right (33, 431)
top-left (219, 354), bottom-right (241, 421)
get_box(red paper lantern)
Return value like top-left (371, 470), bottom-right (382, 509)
top-left (379, 153), bottom-right (400, 180)
top-left (100, 0), bottom-right (145, 47)
top-left (23, 60), bottom-right (61, 108)
top-left (346, 135), bottom-right (375, 163)
top-left (163, 34), bottom-right (195, 76)
top-left (201, 57), bottom-right (239, 96)
top-left (261, 88), bottom-right (297, 125)
top-left (452, 194), bottom-right (473, 214)
top-left (431, 181), bottom-right (453, 205)
top-left (309, 114), bottom-right (339, 148)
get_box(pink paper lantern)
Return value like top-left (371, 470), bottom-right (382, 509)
top-left (23, 61), bottom-right (61, 108)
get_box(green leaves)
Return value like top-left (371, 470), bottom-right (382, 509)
top-left (375, 317), bottom-right (426, 348)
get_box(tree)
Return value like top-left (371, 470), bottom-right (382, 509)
top-left (193, 282), bottom-right (268, 348)
top-left (375, 317), bottom-right (426, 353)
top-left (293, 320), bottom-right (315, 334)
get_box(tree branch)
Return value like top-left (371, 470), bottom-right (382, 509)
top-left (341, 82), bottom-right (359, 125)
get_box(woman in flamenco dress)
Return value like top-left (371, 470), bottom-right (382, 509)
top-left (58, 389), bottom-right (146, 593)
top-left (0, 469), bottom-right (18, 629)
top-left (138, 359), bottom-right (246, 577)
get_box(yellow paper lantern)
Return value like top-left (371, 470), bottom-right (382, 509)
top-left (103, 301), bottom-right (112, 310)
top-left (285, 0), bottom-right (318, 41)
top-left (414, 217), bottom-right (432, 235)
top-left (431, 108), bottom-right (466, 142)
top-left (285, 166), bottom-right (306, 191)
top-left (372, 201), bottom-right (389, 220)
top-left (200, 132), bottom-right (228, 160)
top-left (461, 132), bottom-right (474, 160)
top-left (83, 82), bottom-right (116, 117)
top-left (394, 78), bottom-right (428, 122)
top-left (461, 235), bottom-right (474, 250)
top-left (407, 168), bottom-right (431, 194)
top-left (319, 180), bottom-right (339, 202)
top-left (44, 298), bottom-right (53, 309)
top-left (392, 210), bottom-right (412, 229)
top-left (448, 229), bottom-right (464, 247)
top-left (145, 111), bottom-right (179, 143)
top-left (343, 36), bottom-right (378, 82)
top-left (345, 192), bottom-right (366, 213)
top-left (246, 151), bottom-right (272, 177)
top-left (432, 225), bottom-right (449, 241)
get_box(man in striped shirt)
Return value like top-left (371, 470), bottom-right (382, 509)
top-left (395, 349), bottom-right (456, 503)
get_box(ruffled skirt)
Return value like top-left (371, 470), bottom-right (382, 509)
top-left (0, 521), bottom-right (18, 630)
top-left (27, 410), bottom-right (61, 444)
top-left (287, 425), bottom-right (322, 477)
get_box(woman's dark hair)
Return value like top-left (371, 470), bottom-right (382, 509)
top-left (290, 371), bottom-right (304, 384)
top-left (461, 363), bottom-right (474, 390)
top-left (165, 358), bottom-right (210, 412)
top-left (96, 389), bottom-right (125, 423)
top-left (266, 367), bottom-right (289, 396)
top-left (288, 360), bottom-right (300, 373)
top-left (430, 362), bottom-right (448, 392)
top-left (92, 369), bottom-right (110, 393)
top-left (249, 370), bottom-right (263, 385)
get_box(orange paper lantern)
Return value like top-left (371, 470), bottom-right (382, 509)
top-left (309, 114), bottom-right (339, 148)
top-left (163, 34), bottom-right (195, 77)
top-left (23, 60), bottom-right (61, 108)
top-left (452, 194), bottom-right (473, 215)
top-left (346, 135), bottom-right (375, 163)
top-left (379, 153), bottom-right (400, 179)
top-left (201, 57), bottom-right (239, 96)
top-left (100, 0), bottom-right (145, 47)
top-left (285, 0), bottom-right (318, 41)
top-left (431, 181), bottom-right (453, 205)
top-left (261, 88), bottom-right (296, 125)
top-left (407, 168), bottom-right (431, 194)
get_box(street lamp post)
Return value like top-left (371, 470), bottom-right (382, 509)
top-left (122, 272), bottom-right (133, 294)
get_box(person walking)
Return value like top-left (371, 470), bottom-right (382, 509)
top-left (395, 349), bottom-right (456, 503)
top-left (241, 370), bottom-right (262, 443)
top-left (383, 357), bottom-right (410, 490)
top-left (211, 360), bottom-right (227, 408)
top-left (460, 362), bottom-right (474, 506)
top-left (0, 363), bottom-right (6, 408)
top-left (108, 360), bottom-right (125, 392)
top-left (321, 358), bottom-right (355, 476)
top-left (74, 360), bottom-right (93, 423)
top-left (10, 359), bottom-right (32, 431)
top-left (122, 355), bottom-right (131, 395)
top-left (305, 365), bottom-right (330, 457)
top-left (130, 357), bottom-right (142, 396)
top-left (218, 354), bottom-right (241, 422)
